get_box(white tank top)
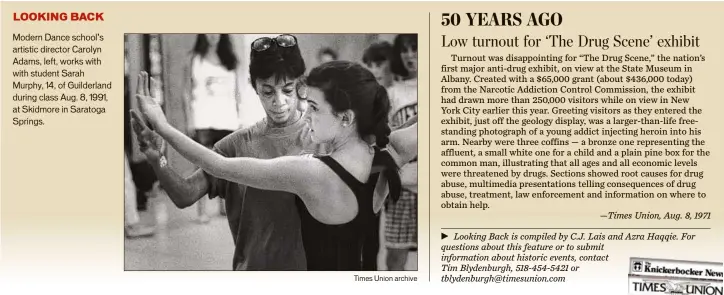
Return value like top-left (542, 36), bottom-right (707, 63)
top-left (190, 55), bottom-right (238, 131)
top-left (387, 78), bottom-right (418, 192)
top-left (387, 78), bottom-right (418, 129)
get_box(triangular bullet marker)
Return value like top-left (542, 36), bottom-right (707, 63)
top-left (441, 233), bottom-right (448, 240)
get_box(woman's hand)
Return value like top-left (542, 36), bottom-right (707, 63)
top-left (135, 71), bottom-right (168, 131)
top-left (130, 110), bottom-right (163, 162)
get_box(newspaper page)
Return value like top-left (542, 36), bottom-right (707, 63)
top-left (0, 1), bottom-right (722, 295)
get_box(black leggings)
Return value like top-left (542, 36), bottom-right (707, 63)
top-left (130, 161), bottom-right (157, 211)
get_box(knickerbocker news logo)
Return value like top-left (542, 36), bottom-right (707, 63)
top-left (631, 261), bottom-right (721, 278)
top-left (629, 258), bottom-right (723, 295)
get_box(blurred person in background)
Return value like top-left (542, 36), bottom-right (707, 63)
top-left (124, 154), bottom-right (156, 238)
top-left (384, 34), bottom-right (418, 270)
top-left (183, 34), bottom-right (241, 222)
top-left (317, 47), bottom-right (338, 64)
top-left (362, 41), bottom-right (395, 89)
top-left (124, 44), bottom-right (155, 238)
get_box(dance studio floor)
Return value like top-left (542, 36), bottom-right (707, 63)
top-left (124, 196), bottom-right (234, 270)
top-left (124, 195), bottom-right (417, 271)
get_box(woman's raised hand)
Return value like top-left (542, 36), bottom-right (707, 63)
top-left (135, 71), bottom-right (168, 131)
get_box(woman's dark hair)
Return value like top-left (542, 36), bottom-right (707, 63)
top-left (362, 41), bottom-right (393, 66)
top-left (390, 34), bottom-right (418, 78)
top-left (249, 37), bottom-right (306, 88)
top-left (192, 34), bottom-right (238, 71)
top-left (304, 61), bottom-right (401, 202)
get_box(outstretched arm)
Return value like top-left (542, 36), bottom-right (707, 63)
top-left (371, 117), bottom-right (418, 211)
top-left (130, 72), bottom-right (208, 209)
top-left (153, 119), bottom-right (313, 194)
top-left (133, 72), bottom-right (315, 196)
top-left (132, 115), bottom-right (209, 208)
top-left (389, 119), bottom-right (418, 166)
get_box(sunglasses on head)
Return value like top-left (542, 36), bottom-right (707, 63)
top-left (251, 34), bottom-right (298, 52)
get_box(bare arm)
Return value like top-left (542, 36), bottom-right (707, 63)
top-left (394, 115), bottom-right (418, 188)
top-left (389, 120), bottom-right (418, 166)
top-left (372, 118), bottom-right (418, 210)
top-left (400, 162), bottom-right (418, 191)
top-left (152, 122), bottom-right (355, 223)
top-left (153, 122), bottom-right (357, 224)
top-left (130, 111), bottom-right (208, 209)
top-left (134, 71), bottom-right (331, 217)
top-left (155, 121), bottom-right (314, 196)
top-left (150, 162), bottom-right (209, 209)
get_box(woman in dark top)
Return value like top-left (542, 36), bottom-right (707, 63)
top-left (295, 156), bottom-right (380, 270)
top-left (132, 60), bottom-right (417, 270)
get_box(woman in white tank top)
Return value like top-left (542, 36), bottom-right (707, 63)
top-left (384, 34), bottom-right (418, 270)
top-left (184, 34), bottom-right (240, 222)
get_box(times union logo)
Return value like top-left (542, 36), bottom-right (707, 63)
top-left (634, 280), bottom-right (722, 295)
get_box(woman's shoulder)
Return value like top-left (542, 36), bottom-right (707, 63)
top-left (297, 155), bottom-right (348, 183)
top-left (190, 54), bottom-right (202, 65)
top-left (189, 54), bottom-right (203, 73)
top-left (293, 155), bottom-right (345, 195)
top-left (299, 153), bottom-right (317, 159)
